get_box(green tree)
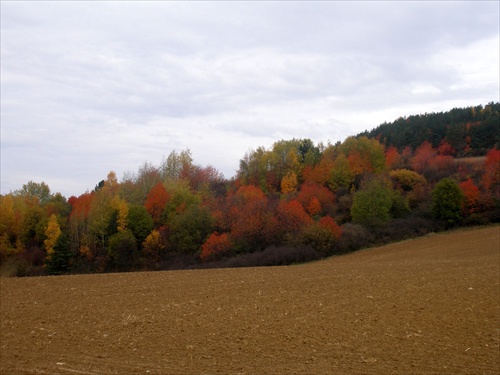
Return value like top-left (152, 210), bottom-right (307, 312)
top-left (329, 153), bottom-right (354, 191)
top-left (127, 205), bottom-right (154, 245)
top-left (169, 205), bottom-right (214, 253)
top-left (14, 181), bottom-right (52, 205)
top-left (108, 230), bottom-right (138, 271)
top-left (431, 178), bottom-right (464, 226)
top-left (351, 180), bottom-right (393, 228)
top-left (45, 232), bottom-right (71, 275)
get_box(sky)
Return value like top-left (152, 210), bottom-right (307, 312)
top-left (1, 1), bottom-right (499, 198)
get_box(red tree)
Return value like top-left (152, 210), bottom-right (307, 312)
top-left (200, 232), bottom-right (232, 262)
top-left (410, 141), bottom-right (436, 173)
top-left (459, 179), bottom-right (480, 215)
top-left (296, 182), bottom-right (335, 216)
top-left (277, 199), bottom-right (312, 233)
top-left (69, 192), bottom-right (93, 221)
top-left (385, 146), bottom-right (400, 169)
top-left (144, 182), bottom-right (170, 226)
top-left (318, 215), bottom-right (342, 239)
top-left (482, 148), bottom-right (500, 195)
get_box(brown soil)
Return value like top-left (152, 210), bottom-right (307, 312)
top-left (1, 226), bottom-right (499, 375)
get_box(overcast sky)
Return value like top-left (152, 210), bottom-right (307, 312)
top-left (1, 1), bottom-right (499, 197)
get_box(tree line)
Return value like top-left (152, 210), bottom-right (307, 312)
top-left (359, 102), bottom-right (499, 156)
top-left (1, 104), bottom-right (499, 276)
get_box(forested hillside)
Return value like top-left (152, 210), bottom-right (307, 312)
top-left (1, 103), bottom-right (499, 276)
top-left (359, 102), bottom-right (499, 156)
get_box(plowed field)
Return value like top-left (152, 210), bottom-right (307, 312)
top-left (1, 226), bottom-right (499, 375)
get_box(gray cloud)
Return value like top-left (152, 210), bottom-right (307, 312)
top-left (1, 1), bottom-right (498, 197)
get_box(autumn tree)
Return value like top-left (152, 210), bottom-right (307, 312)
top-left (44, 214), bottom-right (61, 257)
top-left (410, 141), bottom-right (436, 174)
top-left (0, 195), bottom-right (18, 259)
top-left (340, 136), bottom-right (386, 176)
top-left (307, 196), bottom-right (321, 216)
top-left (281, 171), bottom-right (298, 194)
top-left (385, 146), bottom-right (401, 169)
top-left (389, 169), bottom-right (427, 209)
top-left (296, 182), bottom-right (335, 216)
top-left (144, 182), bottom-right (170, 226)
top-left (390, 169), bottom-right (427, 192)
top-left (228, 185), bottom-right (276, 251)
top-left (111, 196), bottom-right (128, 232)
top-left (44, 214), bottom-right (70, 274)
top-left (318, 215), bottom-right (343, 239)
top-left (277, 199), bottom-right (312, 240)
top-left (142, 229), bottom-right (166, 262)
top-left (87, 184), bottom-right (115, 250)
top-left (459, 179), bottom-right (480, 215)
top-left (304, 157), bottom-right (335, 186)
top-left (482, 148), bottom-right (500, 198)
top-left (200, 232), bottom-right (233, 262)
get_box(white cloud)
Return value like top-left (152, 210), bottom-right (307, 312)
top-left (1, 1), bottom-right (498, 197)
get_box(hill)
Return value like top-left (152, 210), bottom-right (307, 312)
top-left (358, 102), bottom-right (500, 156)
top-left (1, 226), bottom-right (499, 374)
top-left (1, 103), bottom-right (499, 276)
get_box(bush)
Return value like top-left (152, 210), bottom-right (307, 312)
top-left (431, 178), bottom-right (464, 227)
top-left (107, 230), bottom-right (138, 271)
top-left (336, 223), bottom-right (374, 254)
top-left (197, 245), bottom-right (321, 269)
top-left (373, 217), bottom-right (436, 244)
top-left (351, 180), bottom-right (393, 228)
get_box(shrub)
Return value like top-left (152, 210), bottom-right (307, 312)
top-left (108, 230), bottom-right (138, 271)
top-left (373, 217), bottom-right (436, 244)
top-left (351, 180), bottom-right (393, 228)
top-left (431, 178), bottom-right (464, 227)
top-left (336, 223), bottom-right (374, 254)
top-left (198, 245), bottom-right (321, 269)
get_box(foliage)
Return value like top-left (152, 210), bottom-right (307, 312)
top-left (168, 205), bottom-right (214, 253)
top-left (459, 179), bottom-right (480, 215)
top-left (296, 182), bottom-right (335, 216)
top-left (200, 232), bottom-right (233, 262)
top-left (281, 171), bottom-right (298, 194)
top-left (351, 180), bottom-right (394, 228)
top-left (3, 103), bottom-right (499, 276)
top-left (14, 181), bottom-right (52, 205)
top-left (144, 182), bottom-right (170, 226)
top-left (107, 230), bottom-right (138, 271)
top-left (44, 214), bottom-right (61, 257)
top-left (390, 169), bottom-right (427, 192)
top-left (142, 229), bottom-right (166, 262)
top-left (360, 102), bottom-right (500, 156)
top-left (431, 178), bottom-right (464, 226)
top-left (127, 205), bottom-right (154, 244)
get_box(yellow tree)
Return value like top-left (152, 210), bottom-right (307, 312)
top-left (44, 214), bottom-right (61, 258)
top-left (142, 229), bottom-right (166, 262)
top-left (281, 171), bottom-right (298, 194)
top-left (112, 196), bottom-right (128, 232)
